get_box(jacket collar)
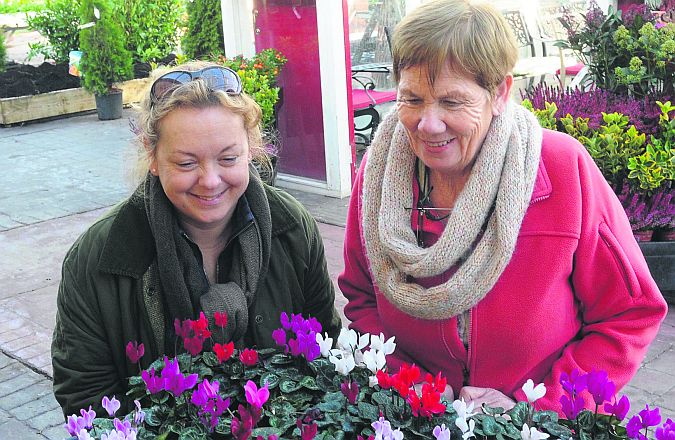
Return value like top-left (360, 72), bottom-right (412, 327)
top-left (530, 154), bottom-right (552, 204)
top-left (98, 186), bottom-right (298, 278)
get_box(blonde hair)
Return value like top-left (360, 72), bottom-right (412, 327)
top-left (131, 61), bottom-right (268, 183)
top-left (392, 0), bottom-right (518, 95)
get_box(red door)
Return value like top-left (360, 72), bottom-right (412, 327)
top-left (253, 0), bottom-right (327, 181)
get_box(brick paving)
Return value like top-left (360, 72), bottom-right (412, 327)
top-left (0, 109), bottom-right (673, 439)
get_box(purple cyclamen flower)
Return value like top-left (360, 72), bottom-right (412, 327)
top-left (113, 418), bottom-right (133, 436)
top-left (561, 394), bottom-right (586, 420)
top-left (80, 406), bottom-right (96, 429)
top-left (101, 428), bottom-right (137, 440)
top-left (133, 400), bottom-right (145, 426)
top-left (628, 415), bottom-right (647, 440)
top-left (272, 328), bottom-right (287, 348)
top-left (280, 312), bottom-right (291, 330)
top-left (191, 378), bottom-right (220, 407)
top-left (656, 418), bottom-right (675, 440)
top-left (141, 368), bottom-right (164, 394)
top-left (64, 414), bottom-right (86, 436)
top-left (161, 356), bottom-right (198, 396)
top-left (586, 370), bottom-right (615, 405)
top-left (560, 369), bottom-right (587, 396)
top-left (604, 395), bottom-right (631, 421)
top-left (76, 429), bottom-right (94, 440)
top-left (433, 423), bottom-right (451, 440)
top-left (102, 395), bottom-right (121, 417)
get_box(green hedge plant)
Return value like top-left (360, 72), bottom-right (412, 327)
top-left (0, 32), bottom-right (6, 71)
top-left (121, 0), bottom-right (183, 63)
top-left (79, 0), bottom-right (133, 95)
top-left (182, 0), bottom-right (225, 60)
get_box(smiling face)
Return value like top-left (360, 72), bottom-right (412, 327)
top-left (150, 106), bottom-right (250, 235)
top-left (397, 63), bottom-right (511, 180)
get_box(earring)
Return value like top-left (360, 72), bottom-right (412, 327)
top-left (151, 168), bottom-right (157, 174)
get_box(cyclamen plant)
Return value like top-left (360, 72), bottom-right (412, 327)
top-left (64, 311), bottom-right (673, 439)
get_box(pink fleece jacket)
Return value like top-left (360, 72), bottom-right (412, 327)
top-left (338, 129), bottom-right (668, 412)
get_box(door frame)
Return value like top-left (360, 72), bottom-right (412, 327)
top-left (222, 0), bottom-right (353, 198)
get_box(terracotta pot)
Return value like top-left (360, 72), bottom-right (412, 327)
top-left (633, 230), bottom-right (654, 242)
top-left (654, 229), bottom-right (675, 242)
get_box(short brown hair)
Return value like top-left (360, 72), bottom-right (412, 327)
top-left (392, 0), bottom-right (518, 94)
top-left (132, 61), bottom-right (267, 182)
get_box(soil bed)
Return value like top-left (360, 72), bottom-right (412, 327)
top-left (0, 60), bottom-right (156, 98)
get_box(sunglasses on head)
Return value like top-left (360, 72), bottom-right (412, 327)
top-left (149, 66), bottom-right (243, 105)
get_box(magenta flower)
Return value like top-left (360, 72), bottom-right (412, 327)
top-left (141, 367), bottom-right (164, 394)
top-left (560, 394), bottom-right (586, 420)
top-left (244, 380), bottom-right (270, 409)
top-left (125, 341), bottom-right (144, 364)
top-left (656, 418), bottom-right (675, 440)
top-left (341, 379), bottom-right (359, 404)
top-left (80, 406), bottom-right (95, 429)
top-left (191, 378), bottom-right (220, 407)
top-left (297, 417), bottom-right (318, 440)
top-left (232, 404), bottom-right (260, 440)
top-left (604, 395), bottom-right (631, 421)
top-left (272, 328), bottom-right (287, 348)
top-left (586, 370), bottom-right (615, 405)
top-left (101, 395), bottom-right (121, 417)
top-left (560, 369), bottom-right (588, 396)
top-left (161, 356), bottom-right (198, 396)
top-left (628, 405), bottom-right (663, 440)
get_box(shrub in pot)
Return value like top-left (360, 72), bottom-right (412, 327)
top-left (79, 0), bottom-right (133, 120)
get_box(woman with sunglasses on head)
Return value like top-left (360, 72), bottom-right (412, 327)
top-left (339, 0), bottom-right (667, 412)
top-left (52, 61), bottom-right (341, 417)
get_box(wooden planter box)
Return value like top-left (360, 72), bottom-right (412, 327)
top-left (0, 78), bottom-right (150, 125)
top-left (639, 241), bottom-right (675, 305)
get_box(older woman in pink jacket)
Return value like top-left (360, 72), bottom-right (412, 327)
top-left (338, 0), bottom-right (667, 412)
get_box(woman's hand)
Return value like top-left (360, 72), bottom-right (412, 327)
top-left (458, 386), bottom-right (515, 411)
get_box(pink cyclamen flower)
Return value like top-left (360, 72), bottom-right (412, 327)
top-left (214, 311), bottom-right (228, 328)
top-left (244, 380), bottom-right (270, 409)
top-left (604, 395), bottom-right (631, 421)
top-left (125, 341), bottom-right (144, 364)
top-left (560, 394), bottom-right (585, 420)
top-left (101, 395), bottom-right (121, 417)
top-left (240, 348), bottom-right (259, 366)
top-left (141, 367), bottom-right (164, 394)
top-left (161, 356), bottom-right (198, 396)
top-left (655, 418), bottom-right (675, 440)
top-left (341, 379), bottom-right (359, 404)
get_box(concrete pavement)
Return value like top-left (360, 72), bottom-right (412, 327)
top-left (0, 109), bottom-right (673, 439)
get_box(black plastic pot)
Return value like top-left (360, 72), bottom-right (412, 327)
top-left (639, 241), bottom-right (675, 305)
top-left (94, 88), bottom-right (123, 120)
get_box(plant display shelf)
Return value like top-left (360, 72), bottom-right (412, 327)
top-left (0, 78), bottom-right (150, 126)
top-left (639, 240), bottom-right (675, 305)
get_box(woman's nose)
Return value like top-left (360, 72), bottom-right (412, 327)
top-left (417, 105), bottom-right (446, 134)
top-left (199, 164), bottom-right (221, 188)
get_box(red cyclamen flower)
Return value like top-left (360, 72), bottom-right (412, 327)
top-left (214, 311), bottom-right (228, 328)
top-left (240, 348), bottom-right (258, 366)
top-left (214, 342), bottom-right (235, 363)
top-left (125, 341), bottom-right (144, 363)
top-left (341, 379), bottom-right (359, 404)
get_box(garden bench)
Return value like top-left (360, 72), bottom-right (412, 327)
top-left (351, 62), bottom-right (397, 148)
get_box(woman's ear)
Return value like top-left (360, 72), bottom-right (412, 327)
top-left (492, 75), bottom-right (513, 116)
top-left (143, 138), bottom-right (159, 176)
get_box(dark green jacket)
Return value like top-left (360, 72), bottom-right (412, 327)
top-left (52, 185), bottom-right (342, 417)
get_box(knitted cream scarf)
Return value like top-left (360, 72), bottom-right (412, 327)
top-left (362, 101), bottom-right (542, 320)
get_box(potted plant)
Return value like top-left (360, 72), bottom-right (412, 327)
top-left (79, 0), bottom-right (133, 120)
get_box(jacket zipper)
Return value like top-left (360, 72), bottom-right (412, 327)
top-left (530, 194), bottom-right (550, 205)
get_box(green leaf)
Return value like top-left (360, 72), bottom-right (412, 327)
top-left (480, 416), bottom-right (504, 436)
top-left (252, 427), bottom-right (283, 437)
top-left (270, 353), bottom-right (294, 365)
top-left (261, 372), bottom-right (281, 390)
top-left (317, 392), bottom-right (345, 412)
top-left (482, 404), bottom-right (505, 416)
top-left (506, 401), bottom-right (529, 427)
top-left (300, 376), bottom-right (320, 390)
top-left (577, 410), bottom-right (595, 431)
top-left (177, 427), bottom-right (204, 439)
top-left (280, 378), bottom-right (302, 393)
top-left (357, 402), bottom-right (380, 421)
top-left (542, 421), bottom-right (574, 438)
top-left (201, 351), bottom-right (219, 367)
top-left (533, 410), bottom-right (558, 424)
top-left (580, 429), bottom-right (593, 440)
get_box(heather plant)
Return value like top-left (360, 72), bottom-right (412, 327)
top-left (559, 1), bottom-right (675, 98)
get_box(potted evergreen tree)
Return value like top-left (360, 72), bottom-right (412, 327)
top-left (79, 0), bottom-right (133, 120)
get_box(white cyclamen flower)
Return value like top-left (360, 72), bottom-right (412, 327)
top-left (370, 333), bottom-right (396, 356)
top-left (362, 349), bottom-right (386, 374)
top-left (521, 423), bottom-right (550, 440)
top-left (337, 328), bottom-right (358, 352)
top-left (452, 398), bottom-right (476, 420)
top-left (357, 332), bottom-right (370, 350)
top-left (456, 418), bottom-right (475, 439)
top-left (328, 351), bottom-right (355, 376)
top-left (522, 379), bottom-right (546, 403)
top-left (368, 375), bottom-right (379, 388)
top-left (315, 332), bottom-right (333, 358)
